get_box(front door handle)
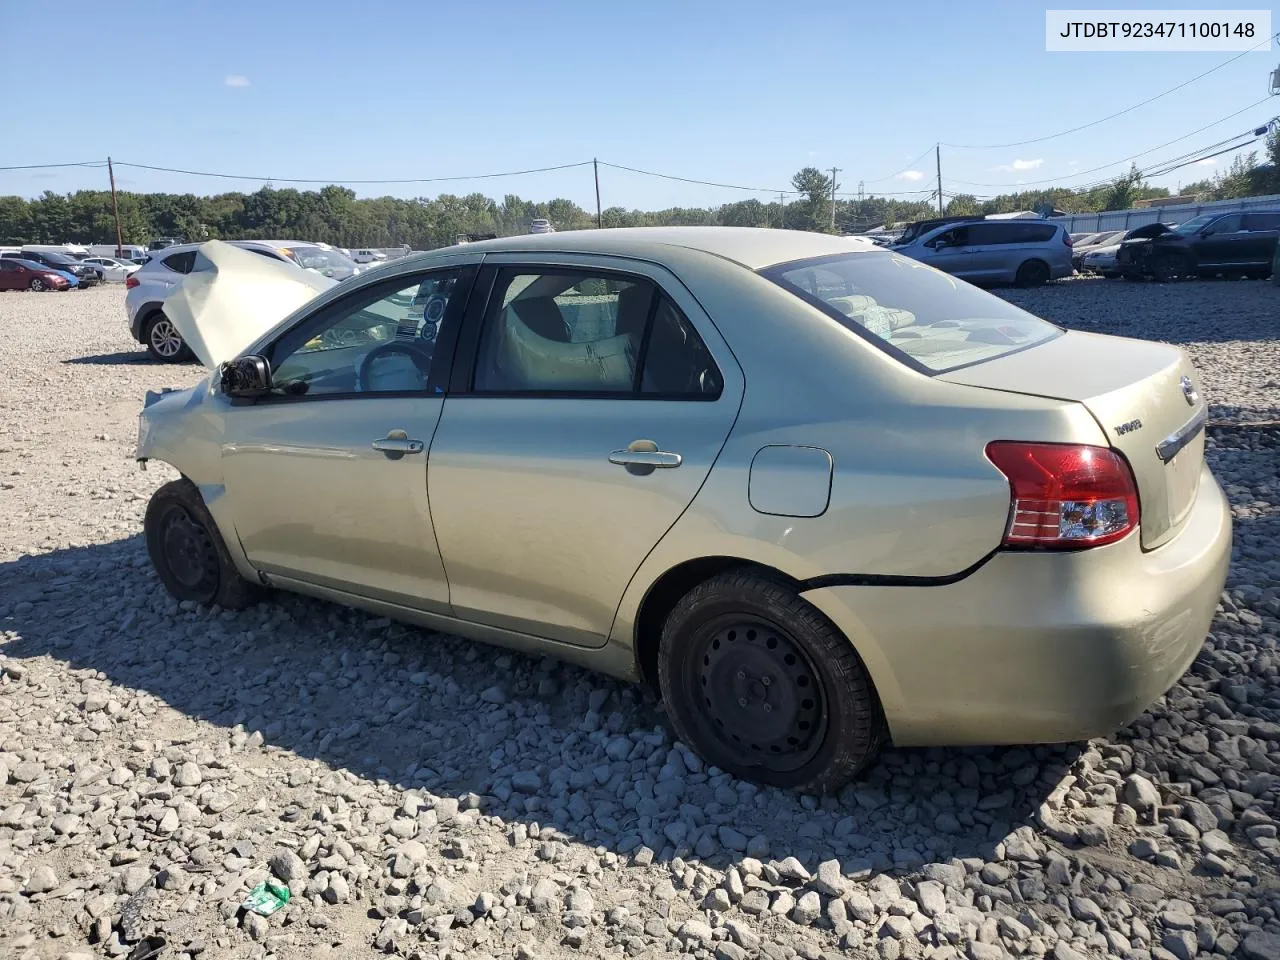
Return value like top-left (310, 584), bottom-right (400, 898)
top-left (372, 429), bottom-right (423, 460)
top-left (609, 439), bottom-right (682, 476)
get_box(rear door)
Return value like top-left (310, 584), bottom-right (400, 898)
top-left (0, 260), bottom-right (22, 290)
top-left (1241, 212), bottom-right (1280, 267)
top-left (427, 255), bottom-right (743, 647)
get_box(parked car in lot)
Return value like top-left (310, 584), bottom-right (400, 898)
top-left (0, 258), bottom-right (74, 291)
top-left (0, 250), bottom-right (99, 286)
top-left (135, 227), bottom-right (1229, 790)
top-left (80, 256), bottom-right (140, 283)
top-left (87, 244), bottom-right (149, 263)
top-left (350, 248), bottom-right (387, 264)
top-left (1078, 223), bottom-right (1175, 278)
top-left (1071, 230), bottom-right (1126, 271)
top-left (893, 218), bottom-right (1073, 286)
top-left (126, 240), bottom-right (351, 359)
top-left (1115, 210), bottom-right (1280, 281)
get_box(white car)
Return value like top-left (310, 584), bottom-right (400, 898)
top-left (81, 256), bottom-right (140, 283)
top-left (350, 248), bottom-right (387, 264)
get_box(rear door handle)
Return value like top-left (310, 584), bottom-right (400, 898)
top-left (372, 429), bottom-right (423, 459)
top-left (610, 439), bottom-right (682, 476)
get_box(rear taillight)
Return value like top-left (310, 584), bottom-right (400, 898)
top-left (985, 441), bottom-right (1138, 549)
top-left (1063, 232), bottom-right (1073, 246)
top-left (125, 275), bottom-right (140, 289)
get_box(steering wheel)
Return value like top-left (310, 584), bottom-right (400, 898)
top-left (357, 340), bottom-right (434, 392)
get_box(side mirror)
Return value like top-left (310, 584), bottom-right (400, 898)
top-left (219, 355), bottom-right (272, 399)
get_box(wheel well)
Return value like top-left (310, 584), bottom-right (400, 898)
top-left (633, 557), bottom-right (802, 692)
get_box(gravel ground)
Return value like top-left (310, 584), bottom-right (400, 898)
top-left (1, 278), bottom-right (1278, 960)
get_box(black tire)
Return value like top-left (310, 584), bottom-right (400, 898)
top-left (658, 569), bottom-right (885, 793)
top-left (145, 478), bottom-right (263, 610)
top-left (29, 277), bottom-right (46, 292)
top-left (1014, 259), bottom-right (1050, 288)
top-left (1150, 253), bottom-right (1186, 283)
top-left (143, 311), bottom-right (192, 362)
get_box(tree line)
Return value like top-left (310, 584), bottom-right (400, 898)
top-left (1, 134), bottom-right (1275, 249)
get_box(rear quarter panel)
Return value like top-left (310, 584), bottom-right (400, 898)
top-left (609, 256), bottom-right (1107, 647)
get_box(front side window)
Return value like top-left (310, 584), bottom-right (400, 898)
top-left (269, 271), bottom-right (464, 398)
top-left (1205, 214), bottom-right (1242, 235)
top-left (764, 251), bottom-right (1062, 374)
top-left (473, 268), bottom-right (721, 397)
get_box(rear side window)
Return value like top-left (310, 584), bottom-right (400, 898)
top-left (764, 251), bottom-right (1062, 374)
top-left (162, 251), bottom-right (196, 274)
top-left (472, 269), bottom-right (722, 398)
top-left (1243, 212), bottom-right (1280, 231)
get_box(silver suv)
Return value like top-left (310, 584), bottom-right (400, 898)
top-left (894, 219), bottom-right (1073, 287)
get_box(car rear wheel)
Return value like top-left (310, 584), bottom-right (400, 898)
top-left (658, 569), bottom-right (885, 792)
top-left (1014, 259), bottom-right (1050, 287)
top-left (144, 311), bottom-right (191, 362)
top-left (29, 278), bottom-right (46, 292)
top-left (145, 478), bottom-right (263, 610)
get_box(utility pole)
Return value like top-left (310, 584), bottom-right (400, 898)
top-left (107, 157), bottom-right (124, 258)
top-left (829, 167), bottom-right (840, 232)
top-left (593, 158), bottom-right (602, 229)
top-left (778, 192), bottom-right (786, 229)
top-left (935, 144), bottom-right (943, 215)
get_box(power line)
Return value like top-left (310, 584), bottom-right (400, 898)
top-left (596, 160), bottom-right (797, 195)
top-left (111, 159), bottom-right (594, 184)
top-left (0, 161), bottom-right (106, 171)
top-left (947, 101), bottom-right (1276, 189)
top-left (942, 31), bottom-right (1278, 149)
top-left (861, 145), bottom-right (937, 184)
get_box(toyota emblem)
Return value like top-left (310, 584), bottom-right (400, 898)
top-left (1180, 375), bottom-right (1199, 406)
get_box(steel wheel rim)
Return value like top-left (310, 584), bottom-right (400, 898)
top-left (150, 319), bottom-right (183, 357)
top-left (691, 616), bottom-right (828, 773)
top-left (159, 504), bottom-right (218, 598)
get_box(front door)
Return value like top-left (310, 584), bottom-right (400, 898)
top-left (220, 266), bottom-right (475, 611)
top-left (427, 258), bottom-right (744, 647)
top-left (1195, 213), bottom-right (1247, 268)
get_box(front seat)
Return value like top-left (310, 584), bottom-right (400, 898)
top-left (511, 296), bottom-right (571, 342)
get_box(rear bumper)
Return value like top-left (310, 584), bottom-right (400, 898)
top-left (802, 463), bottom-right (1231, 747)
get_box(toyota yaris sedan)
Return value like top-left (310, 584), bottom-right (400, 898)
top-left (136, 230), bottom-right (1230, 791)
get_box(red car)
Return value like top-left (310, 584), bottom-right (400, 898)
top-left (0, 258), bottom-right (72, 292)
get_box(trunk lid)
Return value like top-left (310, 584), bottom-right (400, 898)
top-left (940, 330), bottom-right (1207, 548)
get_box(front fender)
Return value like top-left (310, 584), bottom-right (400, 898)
top-left (136, 381), bottom-right (256, 581)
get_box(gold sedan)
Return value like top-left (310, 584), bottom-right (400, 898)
top-left (136, 230), bottom-right (1231, 791)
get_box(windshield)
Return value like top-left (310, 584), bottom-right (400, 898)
top-left (39, 252), bottom-right (78, 265)
top-left (764, 251), bottom-right (1062, 374)
top-left (287, 246), bottom-right (357, 273)
top-left (1174, 215), bottom-right (1217, 235)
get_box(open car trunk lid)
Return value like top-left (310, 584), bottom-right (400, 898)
top-left (940, 330), bottom-right (1208, 549)
top-left (163, 239), bottom-right (336, 369)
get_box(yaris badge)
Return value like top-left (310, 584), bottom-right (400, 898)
top-left (1180, 376), bottom-right (1199, 406)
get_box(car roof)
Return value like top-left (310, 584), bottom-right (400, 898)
top-left (398, 227), bottom-right (875, 271)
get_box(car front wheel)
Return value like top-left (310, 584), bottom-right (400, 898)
top-left (144, 311), bottom-right (191, 362)
top-left (145, 479), bottom-right (264, 610)
top-left (658, 569), bottom-right (886, 792)
top-left (29, 278), bottom-right (47, 292)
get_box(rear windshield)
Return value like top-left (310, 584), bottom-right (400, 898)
top-left (763, 251), bottom-right (1062, 374)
